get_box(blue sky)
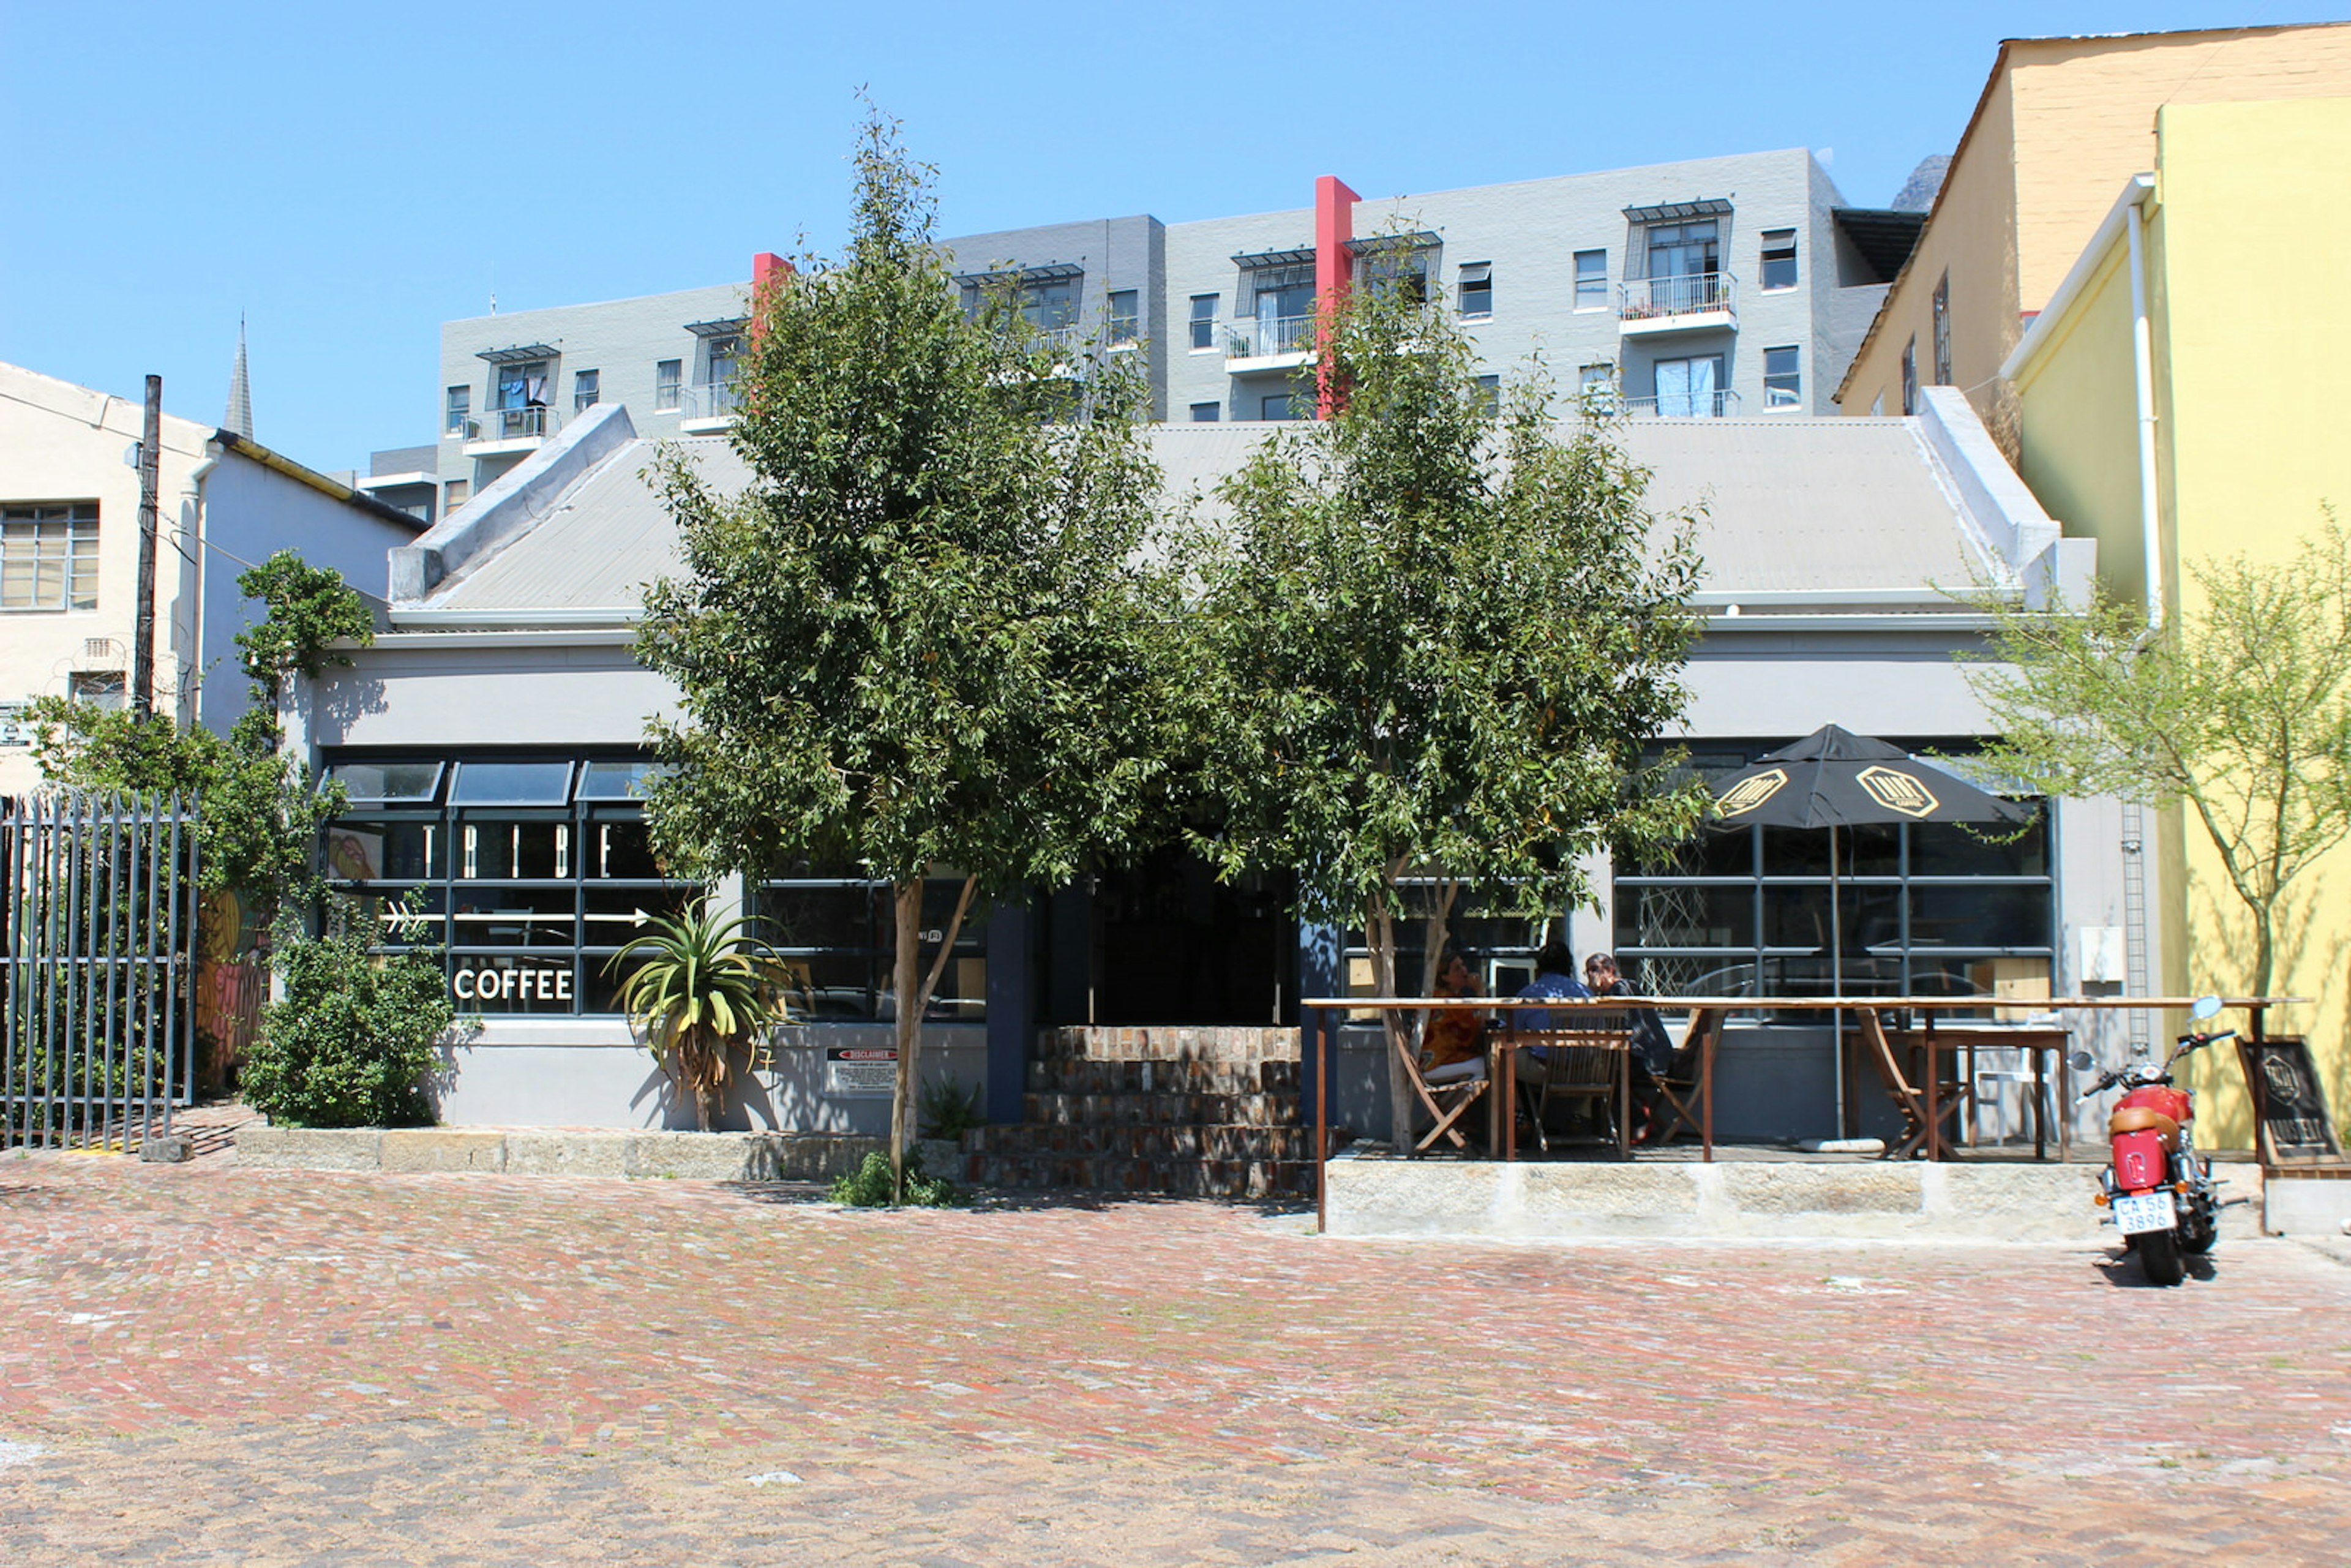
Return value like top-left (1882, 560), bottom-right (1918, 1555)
top-left (1, 2), bottom-right (2335, 471)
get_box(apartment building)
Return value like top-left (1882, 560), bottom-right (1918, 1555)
top-left (1835, 22), bottom-right (2351, 452)
top-left (393, 149), bottom-right (1921, 492)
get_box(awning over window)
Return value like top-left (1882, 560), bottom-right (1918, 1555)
top-left (1621, 198), bottom-right (1733, 224)
top-left (684, 317), bottom-right (748, 338)
top-left (951, 261), bottom-right (1084, 287)
top-left (476, 343), bottom-right (558, 364)
top-left (1346, 231), bottom-right (1441, 256)
top-left (1229, 246), bottom-right (1316, 269)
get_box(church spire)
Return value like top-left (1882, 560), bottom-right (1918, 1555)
top-left (223, 315), bottom-right (253, 438)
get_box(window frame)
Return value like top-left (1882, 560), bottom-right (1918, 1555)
top-left (654, 359), bottom-right (683, 412)
top-left (572, 369), bottom-right (599, 413)
top-left (1, 501), bottom-right (100, 613)
top-left (1763, 344), bottom-right (1802, 410)
top-left (1573, 249), bottom-right (1608, 310)
top-left (1457, 261), bottom-right (1493, 320)
top-left (1106, 289), bottom-right (1141, 347)
top-left (1759, 228), bottom-right (1799, 291)
top-left (444, 384), bottom-right (471, 435)
top-left (1188, 294), bottom-right (1218, 352)
top-left (1189, 401), bottom-right (1221, 423)
top-left (1932, 273), bottom-right (1952, 386)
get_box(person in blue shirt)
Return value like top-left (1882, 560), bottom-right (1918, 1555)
top-left (1514, 937), bottom-right (1590, 1031)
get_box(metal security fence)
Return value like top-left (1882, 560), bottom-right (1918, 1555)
top-left (1, 793), bottom-right (199, 1149)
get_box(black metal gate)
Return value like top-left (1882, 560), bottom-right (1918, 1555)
top-left (1, 793), bottom-right (198, 1149)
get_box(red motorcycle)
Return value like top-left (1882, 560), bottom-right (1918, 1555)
top-left (2071, 997), bottom-right (2231, 1286)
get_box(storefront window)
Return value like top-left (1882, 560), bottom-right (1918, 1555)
top-left (753, 868), bottom-right (988, 1022)
top-left (1611, 745), bottom-right (2053, 1019)
top-left (323, 754), bottom-right (701, 1017)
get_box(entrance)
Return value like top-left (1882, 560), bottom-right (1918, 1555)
top-left (1044, 847), bottom-right (1294, 1027)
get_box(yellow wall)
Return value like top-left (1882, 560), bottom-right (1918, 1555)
top-left (2008, 236), bottom-right (2146, 602)
top-left (2156, 97), bottom-right (2351, 1143)
top-left (1838, 24), bottom-right (2351, 465)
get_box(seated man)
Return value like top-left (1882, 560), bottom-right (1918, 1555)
top-left (1513, 939), bottom-right (1590, 1034)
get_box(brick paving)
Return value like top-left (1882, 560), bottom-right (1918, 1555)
top-left (0, 1155), bottom-right (2346, 1564)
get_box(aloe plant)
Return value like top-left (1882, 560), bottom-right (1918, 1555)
top-left (607, 902), bottom-right (789, 1131)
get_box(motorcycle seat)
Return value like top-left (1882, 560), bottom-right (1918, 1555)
top-left (2109, 1105), bottom-right (2180, 1148)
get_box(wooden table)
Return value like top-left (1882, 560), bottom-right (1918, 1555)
top-left (1301, 994), bottom-right (2300, 1232)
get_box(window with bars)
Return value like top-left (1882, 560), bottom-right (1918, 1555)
top-left (1, 503), bottom-right (99, 611)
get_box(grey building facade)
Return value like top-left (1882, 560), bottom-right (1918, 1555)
top-left (386, 149), bottom-right (1915, 490)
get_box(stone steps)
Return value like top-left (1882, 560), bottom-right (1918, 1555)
top-left (1019, 1090), bottom-right (1294, 1127)
top-left (1026, 1059), bottom-right (1299, 1096)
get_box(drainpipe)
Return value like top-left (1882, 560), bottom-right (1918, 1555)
top-left (183, 453), bottom-right (218, 729)
top-left (2125, 190), bottom-right (2162, 630)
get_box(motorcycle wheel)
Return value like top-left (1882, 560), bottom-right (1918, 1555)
top-left (2138, 1228), bottom-right (2186, 1286)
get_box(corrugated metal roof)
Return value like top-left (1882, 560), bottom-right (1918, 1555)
top-left (422, 416), bottom-right (1997, 616)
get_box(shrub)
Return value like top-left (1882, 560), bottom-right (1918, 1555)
top-left (918, 1076), bottom-right (986, 1141)
top-left (830, 1147), bottom-right (961, 1209)
top-left (243, 926), bottom-right (452, 1127)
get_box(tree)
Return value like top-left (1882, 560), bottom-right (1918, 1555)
top-left (637, 110), bottom-right (1181, 1190)
top-left (1964, 514), bottom-right (2351, 1000)
top-left (28, 549), bottom-right (371, 926)
top-left (1191, 260), bottom-right (1708, 1144)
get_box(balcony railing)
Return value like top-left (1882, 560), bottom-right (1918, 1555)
top-left (1223, 313), bottom-right (1316, 361)
top-left (466, 404), bottom-right (558, 443)
top-left (1618, 272), bottom-right (1738, 323)
top-left (681, 380), bottom-right (742, 421)
top-left (1619, 389), bottom-right (1742, 419)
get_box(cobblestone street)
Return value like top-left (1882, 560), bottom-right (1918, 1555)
top-left (1, 1154), bottom-right (2346, 1564)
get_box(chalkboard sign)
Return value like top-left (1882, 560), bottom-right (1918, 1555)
top-left (2236, 1037), bottom-right (2349, 1168)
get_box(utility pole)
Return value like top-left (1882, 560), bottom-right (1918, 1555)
top-left (132, 374), bottom-right (161, 721)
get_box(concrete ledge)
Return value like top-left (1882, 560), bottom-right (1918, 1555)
top-left (2265, 1171), bottom-right (2351, 1237)
top-left (1325, 1155), bottom-right (2120, 1241)
top-left (236, 1125), bottom-right (882, 1182)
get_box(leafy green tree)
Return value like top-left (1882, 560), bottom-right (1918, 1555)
top-left (609, 901), bottom-right (791, 1131)
top-left (637, 110), bottom-right (1182, 1190)
top-left (1192, 266), bottom-right (1708, 1142)
top-left (1965, 514), bottom-right (2351, 1000)
top-left (27, 549), bottom-right (371, 925)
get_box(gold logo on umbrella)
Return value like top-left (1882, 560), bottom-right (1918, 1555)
top-left (1716, 768), bottom-right (1789, 817)
top-left (1858, 766), bottom-right (1939, 817)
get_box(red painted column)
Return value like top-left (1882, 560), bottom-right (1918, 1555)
top-left (1314, 176), bottom-right (1359, 418)
top-left (749, 252), bottom-right (793, 348)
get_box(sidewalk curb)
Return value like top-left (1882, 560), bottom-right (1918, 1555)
top-left (236, 1125), bottom-right (881, 1182)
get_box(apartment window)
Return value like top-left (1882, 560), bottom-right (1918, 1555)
top-left (1190, 402), bottom-right (1221, 423)
top-left (489, 359), bottom-right (551, 440)
top-left (1108, 290), bottom-right (1140, 345)
top-left (69, 671), bottom-right (126, 711)
top-left (1763, 345), bottom-right (1801, 408)
top-left (706, 336), bottom-right (741, 388)
top-left (1260, 392), bottom-right (1299, 421)
top-left (1643, 220), bottom-right (1723, 315)
top-left (444, 385), bottom-right (470, 435)
top-left (573, 369), bottom-right (599, 413)
top-left (1475, 375), bottom-right (1501, 418)
top-left (1357, 245), bottom-right (1431, 304)
top-left (654, 359), bottom-right (682, 411)
top-left (1932, 273), bottom-right (1952, 386)
top-left (1760, 229), bottom-right (1798, 291)
top-left (1613, 752), bottom-right (2052, 1014)
top-left (443, 479), bottom-right (470, 514)
top-left (1, 503), bottom-right (100, 612)
top-left (1241, 264), bottom-right (1317, 356)
top-left (1653, 355), bottom-right (1725, 418)
top-left (1580, 362), bottom-right (1618, 397)
top-left (1188, 294), bottom-right (1218, 351)
top-left (1901, 337), bottom-right (1918, 416)
top-left (1457, 261), bottom-right (1493, 319)
top-left (1573, 249), bottom-right (1608, 309)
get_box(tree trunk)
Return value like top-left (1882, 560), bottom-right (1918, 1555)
top-left (887, 874), bottom-right (981, 1203)
top-left (1371, 888), bottom-right (1411, 1152)
top-left (890, 881), bottom-right (923, 1203)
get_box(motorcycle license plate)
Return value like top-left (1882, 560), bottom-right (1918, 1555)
top-left (2113, 1190), bottom-right (2177, 1235)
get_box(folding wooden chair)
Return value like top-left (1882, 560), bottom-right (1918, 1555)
top-left (1648, 1010), bottom-right (1720, 1148)
top-left (1853, 1011), bottom-right (1970, 1159)
top-left (1505, 1024), bottom-right (1632, 1155)
top-left (1393, 1032), bottom-right (1493, 1155)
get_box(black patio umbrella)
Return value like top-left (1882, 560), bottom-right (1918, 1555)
top-left (1709, 724), bottom-right (2030, 1133)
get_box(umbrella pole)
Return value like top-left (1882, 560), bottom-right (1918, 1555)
top-left (1831, 824), bottom-right (1847, 1139)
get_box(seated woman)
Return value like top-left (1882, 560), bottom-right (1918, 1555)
top-left (1421, 948), bottom-right (1490, 1084)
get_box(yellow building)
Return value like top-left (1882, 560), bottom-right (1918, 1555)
top-left (1835, 24), bottom-right (2351, 459)
top-left (2003, 96), bottom-right (2351, 1145)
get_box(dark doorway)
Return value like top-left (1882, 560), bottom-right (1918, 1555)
top-left (1044, 847), bottom-right (1294, 1027)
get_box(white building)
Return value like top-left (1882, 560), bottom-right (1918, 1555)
top-left (0, 362), bottom-right (426, 792)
